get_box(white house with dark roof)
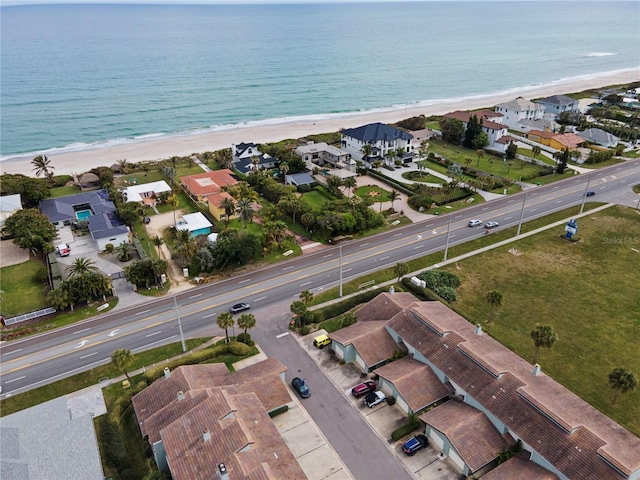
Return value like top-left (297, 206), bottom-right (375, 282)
top-left (443, 109), bottom-right (509, 150)
top-left (536, 95), bottom-right (579, 115)
top-left (495, 97), bottom-right (546, 128)
top-left (340, 122), bottom-right (414, 167)
top-left (328, 293), bottom-right (640, 480)
top-left (295, 141), bottom-right (353, 169)
top-left (231, 142), bottom-right (278, 174)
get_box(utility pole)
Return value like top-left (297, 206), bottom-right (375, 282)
top-left (339, 245), bottom-right (343, 297)
top-left (517, 192), bottom-right (527, 236)
top-left (579, 174), bottom-right (593, 214)
top-left (173, 295), bottom-right (187, 353)
top-left (443, 214), bottom-right (452, 261)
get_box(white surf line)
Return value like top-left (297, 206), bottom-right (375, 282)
top-left (146, 331), bottom-right (162, 337)
top-left (254, 296), bottom-right (267, 302)
top-left (135, 309), bottom-right (151, 315)
top-left (73, 328), bottom-right (90, 335)
top-left (5, 376), bottom-right (26, 383)
top-left (238, 278), bottom-right (251, 284)
top-left (300, 281), bottom-right (311, 287)
top-left (276, 332), bottom-right (289, 339)
top-left (282, 265), bottom-right (294, 270)
top-left (80, 352), bottom-right (98, 360)
top-left (203, 312), bottom-right (217, 318)
top-left (2, 348), bottom-right (23, 356)
top-left (132, 335), bottom-right (177, 353)
top-left (189, 293), bottom-right (202, 299)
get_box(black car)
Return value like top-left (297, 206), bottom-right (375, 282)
top-left (402, 434), bottom-right (429, 456)
top-left (291, 377), bottom-right (310, 398)
top-left (229, 303), bottom-right (250, 314)
top-left (585, 191), bottom-right (596, 197)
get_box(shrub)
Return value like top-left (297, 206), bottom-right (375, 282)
top-left (386, 396), bottom-right (396, 406)
top-left (101, 416), bottom-right (130, 471)
top-left (418, 269), bottom-right (461, 289)
top-left (301, 310), bottom-right (315, 325)
top-left (236, 332), bottom-right (252, 345)
top-left (434, 286), bottom-right (457, 303)
top-left (105, 243), bottom-right (115, 253)
top-left (313, 288), bottom-right (386, 322)
top-left (227, 341), bottom-right (251, 356)
top-left (300, 325), bottom-right (311, 335)
top-left (340, 312), bottom-right (357, 328)
top-left (391, 422), bottom-right (420, 441)
top-left (268, 405), bottom-right (289, 418)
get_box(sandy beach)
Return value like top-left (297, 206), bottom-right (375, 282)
top-left (2, 69), bottom-right (638, 177)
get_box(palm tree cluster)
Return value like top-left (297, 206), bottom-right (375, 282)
top-left (31, 155), bottom-right (55, 182)
top-left (48, 257), bottom-right (112, 311)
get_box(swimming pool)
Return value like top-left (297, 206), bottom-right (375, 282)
top-left (75, 209), bottom-right (92, 220)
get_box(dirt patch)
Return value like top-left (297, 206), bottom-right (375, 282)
top-left (0, 239), bottom-right (30, 268)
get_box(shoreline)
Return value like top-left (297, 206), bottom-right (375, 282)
top-left (2, 68), bottom-right (638, 177)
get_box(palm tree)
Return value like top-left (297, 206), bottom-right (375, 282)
top-left (250, 155), bottom-right (260, 171)
top-left (65, 257), bottom-right (99, 277)
top-left (216, 312), bottom-right (235, 343)
top-left (111, 348), bottom-right (134, 381)
top-left (236, 197), bottom-right (254, 228)
top-left (418, 140), bottom-right (429, 164)
top-left (175, 229), bottom-right (197, 259)
top-left (608, 367), bottom-right (638, 405)
top-left (300, 289), bottom-right (313, 306)
top-left (530, 324), bottom-right (558, 364)
top-left (486, 290), bottom-right (503, 323)
top-left (393, 262), bottom-right (409, 282)
top-left (220, 197), bottom-right (236, 226)
top-left (342, 176), bottom-right (357, 197)
top-left (290, 300), bottom-right (307, 329)
top-left (152, 235), bottom-right (164, 257)
top-left (31, 155), bottom-right (54, 182)
top-left (464, 157), bottom-right (472, 170)
top-left (280, 161), bottom-right (290, 178)
top-left (361, 144), bottom-right (374, 164)
top-left (167, 193), bottom-right (179, 226)
top-left (237, 313), bottom-right (256, 336)
top-left (116, 158), bottom-right (129, 174)
top-left (217, 149), bottom-right (233, 169)
top-left (386, 149), bottom-right (397, 168)
top-left (326, 175), bottom-right (343, 196)
top-left (475, 149), bottom-right (484, 167)
top-left (388, 190), bottom-right (399, 210)
top-left (115, 241), bottom-right (132, 262)
top-left (47, 286), bottom-right (72, 312)
top-left (532, 146), bottom-right (541, 160)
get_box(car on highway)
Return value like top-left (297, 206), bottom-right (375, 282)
top-left (468, 219), bottom-right (483, 227)
top-left (363, 390), bottom-right (386, 408)
top-left (351, 380), bottom-right (377, 398)
top-left (402, 434), bottom-right (429, 456)
top-left (585, 191), bottom-right (596, 197)
top-left (229, 303), bottom-right (250, 314)
top-left (291, 377), bottom-right (310, 398)
top-left (484, 221), bottom-right (499, 229)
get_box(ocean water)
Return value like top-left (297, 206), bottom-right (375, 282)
top-left (1, 1), bottom-right (639, 159)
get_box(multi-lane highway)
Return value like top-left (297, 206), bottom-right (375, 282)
top-left (1, 160), bottom-right (639, 396)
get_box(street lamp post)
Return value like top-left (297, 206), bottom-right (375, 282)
top-left (517, 192), bottom-right (527, 236)
top-left (579, 174), bottom-right (593, 214)
top-left (443, 214), bottom-right (452, 261)
top-left (339, 245), bottom-right (343, 297)
top-left (173, 295), bottom-right (187, 353)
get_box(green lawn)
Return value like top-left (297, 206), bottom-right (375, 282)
top-left (154, 191), bottom-right (198, 215)
top-left (354, 185), bottom-right (391, 202)
top-left (571, 156), bottom-right (625, 169)
top-left (0, 260), bottom-right (48, 317)
top-left (300, 189), bottom-right (332, 209)
top-left (441, 205), bottom-right (640, 435)
top-left (49, 185), bottom-right (82, 198)
top-left (401, 171), bottom-right (446, 184)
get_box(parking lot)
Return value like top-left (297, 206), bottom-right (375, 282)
top-left (300, 331), bottom-right (462, 480)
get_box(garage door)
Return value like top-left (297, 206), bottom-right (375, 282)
top-left (396, 395), bottom-right (409, 413)
top-left (429, 430), bottom-right (444, 450)
top-left (356, 353), bottom-right (366, 371)
top-left (448, 447), bottom-right (466, 472)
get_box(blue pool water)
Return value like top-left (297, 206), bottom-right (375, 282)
top-left (75, 209), bottom-right (92, 221)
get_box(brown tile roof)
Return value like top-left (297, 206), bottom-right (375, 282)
top-left (528, 129), bottom-right (556, 139)
top-left (495, 135), bottom-right (518, 145)
top-left (355, 292), bottom-right (417, 322)
top-left (206, 190), bottom-right (235, 208)
top-left (444, 110), bottom-right (506, 130)
top-left (386, 302), bottom-right (640, 479)
top-left (161, 392), bottom-right (305, 480)
top-left (329, 321), bottom-right (401, 368)
top-left (180, 169), bottom-right (238, 196)
top-left (421, 400), bottom-right (511, 473)
top-left (553, 132), bottom-right (584, 149)
top-left (375, 356), bottom-right (453, 411)
top-left (482, 451), bottom-right (560, 480)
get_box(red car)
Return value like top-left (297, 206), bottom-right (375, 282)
top-left (351, 380), bottom-right (377, 398)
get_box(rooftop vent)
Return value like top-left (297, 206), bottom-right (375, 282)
top-left (203, 429), bottom-right (211, 442)
top-left (217, 463), bottom-right (228, 480)
top-left (474, 324), bottom-right (482, 335)
top-left (177, 391), bottom-right (185, 401)
top-left (163, 367), bottom-right (170, 379)
top-left (533, 364), bottom-right (541, 376)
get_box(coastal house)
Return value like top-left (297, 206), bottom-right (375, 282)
top-left (326, 293), bottom-right (640, 480)
top-left (131, 359), bottom-right (306, 480)
top-left (40, 190), bottom-right (130, 250)
top-left (174, 212), bottom-right (213, 237)
top-left (295, 142), bottom-right (353, 170)
top-left (206, 191), bottom-right (237, 222)
top-left (0, 193), bottom-right (22, 227)
top-left (284, 172), bottom-right (316, 188)
top-left (576, 128), bottom-right (619, 148)
top-left (536, 95), bottom-right (579, 115)
top-left (231, 142), bottom-right (278, 174)
top-left (494, 97), bottom-right (549, 132)
top-left (443, 109), bottom-right (509, 150)
top-left (526, 130), bottom-right (584, 151)
top-left (121, 180), bottom-right (172, 207)
top-left (340, 122), bottom-right (415, 167)
top-left (180, 169), bottom-right (237, 202)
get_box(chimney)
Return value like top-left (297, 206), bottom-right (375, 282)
top-left (163, 367), bottom-right (170, 379)
top-left (217, 463), bottom-right (228, 480)
top-left (533, 364), bottom-right (541, 376)
top-left (203, 429), bottom-right (211, 442)
top-left (177, 391), bottom-right (185, 401)
top-left (474, 324), bottom-right (482, 335)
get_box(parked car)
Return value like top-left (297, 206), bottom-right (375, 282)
top-left (484, 221), bottom-right (499, 229)
top-left (585, 191), bottom-right (596, 197)
top-left (402, 434), bottom-right (429, 456)
top-left (351, 380), bottom-right (377, 398)
top-left (229, 303), bottom-right (250, 314)
top-left (313, 334), bottom-right (331, 348)
top-left (291, 377), bottom-right (310, 398)
top-left (57, 243), bottom-right (71, 256)
top-left (468, 219), bottom-right (483, 227)
top-left (363, 390), bottom-right (386, 408)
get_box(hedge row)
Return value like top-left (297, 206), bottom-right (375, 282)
top-left (366, 170), bottom-right (414, 196)
top-left (312, 288), bottom-right (386, 322)
top-left (391, 421), bottom-right (421, 441)
top-left (401, 278), bottom-right (445, 302)
top-left (144, 344), bottom-right (231, 383)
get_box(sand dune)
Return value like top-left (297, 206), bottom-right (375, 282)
top-left (2, 69), bottom-right (638, 177)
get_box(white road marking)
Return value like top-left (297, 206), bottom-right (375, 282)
top-left (482, 207), bottom-right (489, 211)
top-left (276, 332), bottom-right (290, 339)
top-left (393, 233), bottom-right (402, 237)
top-left (507, 199), bottom-right (514, 203)
top-left (531, 208), bottom-right (537, 212)
top-left (5, 376), bottom-right (25, 384)
top-left (238, 279), bottom-right (251, 284)
top-left (282, 265), bottom-right (294, 270)
top-left (74, 340), bottom-right (88, 349)
top-left (413, 245), bottom-right (425, 249)
top-left (343, 268), bottom-right (352, 273)
top-left (322, 254), bottom-right (333, 258)
top-left (504, 216), bottom-right (512, 220)
top-left (132, 335), bottom-right (177, 352)
top-left (80, 352), bottom-right (98, 360)
top-left (380, 256), bottom-right (389, 261)
top-left (146, 331), bottom-right (162, 337)
top-left (2, 349), bottom-right (22, 356)
top-left (553, 186), bottom-right (559, 189)
top-left (73, 328), bottom-right (90, 335)
top-left (450, 234), bottom-right (457, 238)
top-left (135, 309), bottom-right (150, 316)
top-left (189, 293), bottom-right (202, 299)
top-left (556, 200), bottom-right (563, 204)
top-left (360, 243), bottom-right (370, 247)
top-left (425, 223), bottom-right (433, 227)
top-left (300, 281), bottom-right (311, 287)
top-left (108, 329), bottom-right (120, 337)
top-left (254, 296), bottom-right (267, 302)
top-left (203, 312), bottom-right (217, 318)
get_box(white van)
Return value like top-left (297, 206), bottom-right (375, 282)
top-left (57, 243), bottom-right (71, 256)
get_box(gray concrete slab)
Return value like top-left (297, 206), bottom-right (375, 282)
top-left (0, 239), bottom-right (29, 268)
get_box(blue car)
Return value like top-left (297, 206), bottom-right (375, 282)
top-left (402, 434), bottom-right (428, 456)
top-left (291, 377), bottom-right (310, 398)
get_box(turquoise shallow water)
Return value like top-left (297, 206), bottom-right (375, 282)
top-left (1, 2), bottom-right (638, 158)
